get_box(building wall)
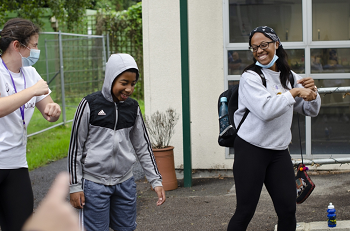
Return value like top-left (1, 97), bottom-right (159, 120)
top-left (143, 0), bottom-right (232, 169)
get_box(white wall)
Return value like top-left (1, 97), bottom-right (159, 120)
top-left (143, 0), bottom-right (232, 169)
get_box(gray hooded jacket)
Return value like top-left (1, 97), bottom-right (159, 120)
top-left (68, 54), bottom-right (162, 193)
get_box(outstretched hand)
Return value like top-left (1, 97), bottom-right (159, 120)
top-left (22, 172), bottom-right (80, 231)
top-left (154, 186), bottom-right (166, 206)
top-left (32, 79), bottom-right (49, 96)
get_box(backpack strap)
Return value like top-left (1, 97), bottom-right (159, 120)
top-left (254, 66), bottom-right (267, 87)
top-left (236, 67), bottom-right (266, 131)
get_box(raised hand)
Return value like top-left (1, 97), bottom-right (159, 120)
top-left (298, 88), bottom-right (317, 101)
top-left (44, 103), bottom-right (61, 122)
top-left (298, 77), bottom-right (317, 92)
top-left (31, 79), bottom-right (49, 96)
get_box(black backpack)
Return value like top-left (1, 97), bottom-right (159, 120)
top-left (218, 67), bottom-right (294, 147)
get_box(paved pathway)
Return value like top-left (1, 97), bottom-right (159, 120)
top-left (29, 159), bottom-right (350, 230)
top-left (29, 157), bottom-right (145, 208)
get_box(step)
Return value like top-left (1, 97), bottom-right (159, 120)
top-left (274, 221), bottom-right (350, 231)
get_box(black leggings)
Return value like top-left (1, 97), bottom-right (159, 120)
top-left (0, 168), bottom-right (34, 231)
top-left (227, 136), bottom-right (296, 231)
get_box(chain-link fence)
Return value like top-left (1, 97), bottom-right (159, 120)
top-left (29, 31), bottom-right (107, 136)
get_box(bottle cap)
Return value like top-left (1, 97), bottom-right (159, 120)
top-left (328, 203), bottom-right (334, 209)
top-left (220, 97), bottom-right (227, 102)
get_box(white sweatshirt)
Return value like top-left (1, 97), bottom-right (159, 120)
top-left (234, 68), bottom-right (321, 150)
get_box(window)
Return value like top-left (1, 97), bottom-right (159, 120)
top-left (312, 0), bottom-right (350, 41)
top-left (285, 49), bottom-right (305, 74)
top-left (227, 50), bottom-right (252, 75)
top-left (311, 48), bottom-right (350, 73)
top-left (224, 0), bottom-right (350, 158)
top-left (229, 0), bottom-right (302, 43)
top-left (312, 79), bottom-right (350, 154)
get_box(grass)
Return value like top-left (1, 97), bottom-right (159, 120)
top-left (26, 124), bottom-right (72, 171)
top-left (27, 106), bottom-right (77, 134)
top-left (26, 99), bottom-right (145, 171)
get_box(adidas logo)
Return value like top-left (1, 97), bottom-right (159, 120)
top-left (98, 110), bottom-right (106, 116)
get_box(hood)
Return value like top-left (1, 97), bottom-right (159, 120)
top-left (102, 53), bottom-right (139, 102)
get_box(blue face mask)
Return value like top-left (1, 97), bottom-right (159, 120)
top-left (19, 49), bottom-right (40, 67)
top-left (255, 54), bottom-right (279, 69)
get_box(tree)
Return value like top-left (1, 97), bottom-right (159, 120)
top-left (0, 0), bottom-right (92, 31)
top-left (91, 0), bottom-right (141, 12)
top-left (0, 0), bottom-right (141, 31)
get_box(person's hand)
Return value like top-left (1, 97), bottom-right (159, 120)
top-left (298, 77), bottom-right (317, 92)
top-left (297, 88), bottom-right (317, 101)
top-left (31, 79), bottom-right (49, 96)
top-left (22, 172), bottom-right (80, 231)
top-left (70, 191), bottom-right (85, 209)
top-left (154, 186), bottom-right (166, 206)
top-left (44, 103), bottom-right (61, 122)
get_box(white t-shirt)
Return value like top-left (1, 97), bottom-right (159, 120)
top-left (0, 58), bottom-right (51, 169)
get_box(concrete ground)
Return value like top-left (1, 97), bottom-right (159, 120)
top-left (29, 158), bottom-right (350, 231)
top-left (135, 170), bottom-right (350, 231)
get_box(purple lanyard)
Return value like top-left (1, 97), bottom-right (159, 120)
top-left (1, 59), bottom-right (27, 126)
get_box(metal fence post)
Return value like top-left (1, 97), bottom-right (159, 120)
top-left (45, 39), bottom-right (50, 83)
top-left (58, 30), bottom-right (67, 124)
top-left (102, 34), bottom-right (107, 71)
top-left (106, 32), bottom-right (110, 58)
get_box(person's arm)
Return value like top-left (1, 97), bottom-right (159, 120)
top-left (0, 79), bottom-right (49, 118)
top-left (289, 76), bottom-right (318, 100)
top-left (289, 88), bottom-right (317, 101)
top-left (239, 72), bottom-right (296, 121)
top-left (67, 98), bottom-right (90, 209)
top-left (22, 172), bottom-right (80, 231)
top-left (130, 106), bottom-right (166, 206)
top-left (35, 95), bottom-right (61, 122)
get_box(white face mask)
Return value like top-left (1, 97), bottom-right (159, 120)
top-left (255, 54), bottom-right (279, 69)
top-left (19, 44), bottom-right (40, 67)
top-left (255, 45), bottom-right (279, 69)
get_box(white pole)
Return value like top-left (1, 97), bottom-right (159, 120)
top-left (292, 158), bottom-right (350, 166)
top-left (317, 87), bottom-right (350, 94)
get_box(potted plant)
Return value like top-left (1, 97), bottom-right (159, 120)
top-left (145, 108), bottom-right (179, 191)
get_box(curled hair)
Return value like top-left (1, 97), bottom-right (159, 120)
top-left (243, 46), bottom-right (292, 90)
top-left (125, 68), bottom-right (139, 82)
top-left (0, 18), bottom-right (40, 54)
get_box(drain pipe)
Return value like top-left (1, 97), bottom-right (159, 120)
top-left (180, 0), bottom-right (192, 187)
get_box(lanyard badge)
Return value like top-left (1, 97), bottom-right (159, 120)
top-left (1, 59), bottom-right (27, 145)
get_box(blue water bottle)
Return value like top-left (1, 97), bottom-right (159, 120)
top-left (219, 97), bottom-right (230, 136)
top-left (327, 203), bottom-right (336, 227)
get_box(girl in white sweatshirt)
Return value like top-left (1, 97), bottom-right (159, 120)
top-left (227, 26), bottom-right (321, 231)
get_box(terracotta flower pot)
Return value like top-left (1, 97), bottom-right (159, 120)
top-left (152, 146), bottom-right (178, 191)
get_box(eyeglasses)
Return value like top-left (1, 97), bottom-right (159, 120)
top-left (249, 41), bottom-right (274, 53)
